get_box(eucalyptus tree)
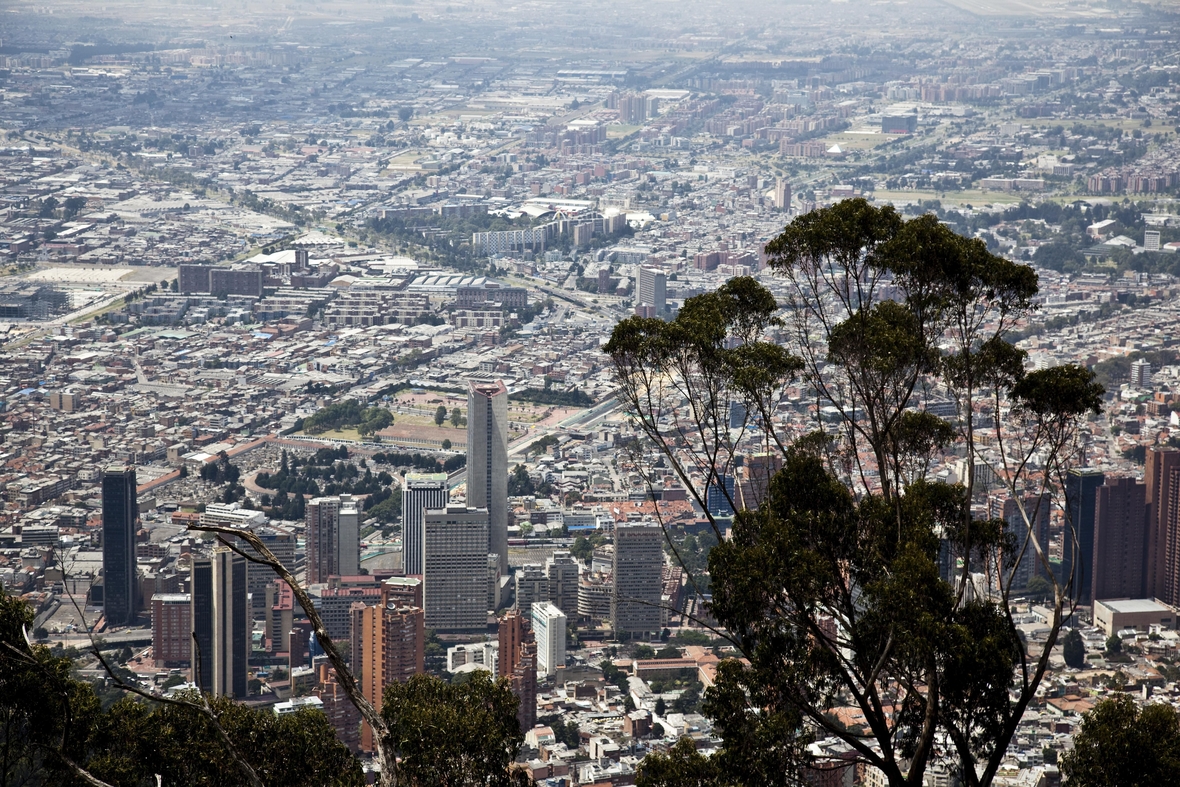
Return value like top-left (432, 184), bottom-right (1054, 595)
top-left (604, 198), bottom-right (1102, 787)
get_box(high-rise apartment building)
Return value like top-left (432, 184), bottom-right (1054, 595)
top-left (612, 523), bottom-right (664, 635)
top-left (774, 178), bottom-right (791, 212)
top-left (1131, 358), bottom-right (1152, 389)
top-left (1092, 476), bottom-right (1149, 601)
top-left (498, 609), bottom-right (537, 732)
top-left (1147, 447), bottom-right (1180, 603)
top-left (352, 580), bottom-right (425, 752)
top-left (423, 506), bottom-right (489, 632)
top-left (545, 550), bottom-right (580, 619)
top-left (515, 564), bottom-right (549, 611)
top-left (102, 465), bottom-right (138, 627)
top-left (306, 495), bottom-right (360, 584)
top-left (1000, 496), bottom-right (1052, 590)
top-left (151, 593), bottom-right (191, 667)
top-left (1064, 468), bottom-right (1106, 603)
top-left (468, 381), bottom-right (508, 575)
top-left (531, 601), bottom-right (566, 677)
top-left (401, 473), bottom-right (449, 576)
top-left (191, 548), bottom-right (248, 698)
top-left (637, 267), bottom-right (666, 315)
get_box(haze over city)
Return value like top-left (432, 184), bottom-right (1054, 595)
top-left (3, 0), bottom-right (1180, 785)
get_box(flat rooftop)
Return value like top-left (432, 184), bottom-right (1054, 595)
top-left (1096, 599), bottom-right (1172, 614)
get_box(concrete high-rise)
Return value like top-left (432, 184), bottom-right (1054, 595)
top-left (401, 473), bottom-right (449, 577)
top-left (515, 564), bottom-right (549, 611)
top-left (637, 267), bottom-right (666, 315)
top-left (423, 506), bottom-right (489, 632)
top-left (102, 465), bottom-right (138, 627)
top-left (306, 495), bottom-right (360, 584)
top-left (612, 523), bottom-right (664, 636)
top-left (498, 609), bottom-right (537, 732)
top-left (531, 601), bottom-right (566, 677)
top-left (352, 579), bottom-right (425, 752)
top-left (1064, 468), bottom-right (1106, 603)
top-left (1092, 476), bottom-right (1149, 602)
top-left (545, 550), bottom-right (580, 619)
top-left (191, 548), bottom-right (248, 698)
top-left (774, 178), bottom-right (791, 212)
top-left (1146, 447), bottom-right (1180, 603)
top-left (1000, 496), bottom-right (1052, 590)
top-left (468, 381), bottom-right (508, 575)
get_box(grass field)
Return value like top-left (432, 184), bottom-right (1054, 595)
top-left (872, 188), bottom-right (1027, 207)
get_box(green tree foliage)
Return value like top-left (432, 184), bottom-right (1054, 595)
top-left (304, 400), bottom-right (393, 435)
top-left (637, 737), bottom-right (722, 787)
top-left (1061, 695), bottom-right (1180, 786)
top-left (605, 199), bottom-right (1103, 787)
top-left (450, 407), bottom-right (463, 428)
top-left (507, 465), bottom-right (535, 497)
top-left (381, 672), bottom-right (530, 786)
top-left (509, 388), bottom-right (594, 408)
top-left (0, 587), bottom-right (362, 786)
top-left (200, 451), bottom-right (241, 485)
top-left (1063, 629), bottom-right (1086, 669)
top-left (1105, 634), bottom-right (1122, 655)
top-left (434, 405), bottom-right (448, 427)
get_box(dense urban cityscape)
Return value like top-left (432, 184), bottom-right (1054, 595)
top-left (4, 0), bottom-right (1180, 785)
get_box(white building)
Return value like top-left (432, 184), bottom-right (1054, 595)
top-left (447, 640), bottom-right (499, 674)
top-left (402, 472), bottom-right (450, 576)
top-left (531, 601), bottom-right (567, 677)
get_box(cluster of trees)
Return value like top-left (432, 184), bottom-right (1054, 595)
top-left (508, 387), bottom-right (594, 408)
top-left (507, 464), bottom-right (553, 499)
top-left (433, 405), bottom-right (464, 428)
top-left (370, 450), bottom-right (466, 475)
top-left (303, 401), bottom-right (394, 436)
top-left (607, 199), bottom-right (1104, 787)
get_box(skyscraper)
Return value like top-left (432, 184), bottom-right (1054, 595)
top-left (531, 601), bottom-right (566, 677)
top-left (498, 609), bottom-right (537, 732)
top-left (423, 506), bottom-right (489, 632)
top-left (353, 579), bottom-right (425, 752)
top-left (774, 178), bottom-right (791, 212)
top-left (1146, 447), bottom-right (1180, 603)
top-left (612, 523), bottom-right (664, 636)
top-left (1092, 476), bottom-right (1149, 602)
top-left (401, 472), bottom-right (449, 576)
top-left (1131, 358), bottom-right (1152, 389)
top-left (515, 564), bottom-right (549, 611)
top-left (1064, 468), bottom-right (1106, 603)
top-left (102, 465), bottom-right (138, 627)
top-left (306, 495), bottom-right (360, 584)
top-left (1001, 495), bottom-right (1052, 590)
top-left (468, 381), bottom-right (508, 575)
top-left (637, 267), bottom-right (666, 315)
top-left (191, 548), bottom-right (248, 698)
top-left (545, 550), bottom-right (580, 619)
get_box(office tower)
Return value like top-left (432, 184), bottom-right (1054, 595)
top-left (353, 581), bottom-right (425, 752)
top-left (531, 602), bottom-right (566, 677)
top-left (774, 178), bottom-right (791, 212)
top-left (1064, 469), bottom-right (1106, 603)
top-left (191, 548), bottom-right (248, 698)
top-left (423, 506), bottom-right (489, 632)
top-left (1145, 230), bottom-right (1161, 252)
top-left (306, 495), bottom-right (360, 584)
top-left (402, 472), bottom-right (449, 576)
top-left (151, 593), bottom-right (191, 667)
top-left (1146, 447), bottom-right (1180, 603)
top-left (468, 381), bottom-right (509, 575)
top-left (706, 474), bottom-right (736, 516)
top-left (1131, 358), bottom-right (1152, 389)
top-left (489, 554), bottom-right (502, 611)
top-left (102, 465), bottom-right (138, 627)
top-left (612, 523), bottom-right (664, 635)
top-left (515, 564), bottom-right (549, 611)
top-left (1092, 477), bottom-right (1149, 602)
top-left (637, 267), bottom-right (666, 314)
top-left (1001, 496), bottom-right (1052, 590)
top-left (498, 609), bottom-right (537, 732)
top-left (545, 550), bottom-right (580, 618)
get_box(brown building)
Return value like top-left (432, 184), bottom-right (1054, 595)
top-left (1146, 447), bottom-right (1180, 603)
top-left (352, 581), bottom-right (425, 752)
top-left (498, 609), bottom-right (537, 732)
top-left (313, 663), bottom-right (362, 753)
top-left (1093, 476), bottom-right (1150, 602)
top-left (151, 593), bottom-right (191, 666)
